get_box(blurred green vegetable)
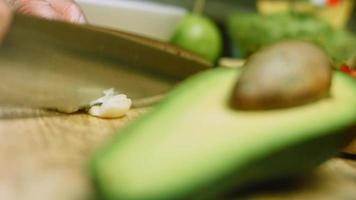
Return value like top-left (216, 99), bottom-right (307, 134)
top-left (227, 12), bottom-right (356, 67)
top-left (171, 14), bottom-right (222, 63)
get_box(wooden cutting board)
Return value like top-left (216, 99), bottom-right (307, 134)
top-left (0, 107), bottom-right (355, 200)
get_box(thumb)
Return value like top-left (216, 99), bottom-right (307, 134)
top-left (16, 0), bottom-right (86, 24)
top-left (48, 0), bottom-right (86, 24)
top-left (17, 0), bottom-right (86, 24)
top-left (16, 0), bottom-right (64, 21)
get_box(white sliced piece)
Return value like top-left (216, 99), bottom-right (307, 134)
top-left (88, 88), bottom-right (132, 119)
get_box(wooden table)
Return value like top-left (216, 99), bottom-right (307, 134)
top-left (0, 107), bottom-right (355, 200)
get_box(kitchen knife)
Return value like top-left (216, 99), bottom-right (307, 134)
top-left (0, 14), bottom-right (211, 111)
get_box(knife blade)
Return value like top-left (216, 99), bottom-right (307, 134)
top-left (0, 14), bottom-right (211, 111)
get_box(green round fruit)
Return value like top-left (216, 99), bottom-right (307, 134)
top-left (171, 14), bottom-right (222, 63)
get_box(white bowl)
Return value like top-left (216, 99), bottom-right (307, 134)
top-left (75, 0), bottom-right (187, 41)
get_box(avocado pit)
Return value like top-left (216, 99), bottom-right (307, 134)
top-left (232, 40), bottom-right (332, 110)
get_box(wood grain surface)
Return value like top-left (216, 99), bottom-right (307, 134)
top-left (0, 107), bottom-right (355, 200)
top-left (0, 107), bottom-right (147, 200)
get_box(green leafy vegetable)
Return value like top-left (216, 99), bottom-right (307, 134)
top-left (227, 12), bottom-right (356, 67)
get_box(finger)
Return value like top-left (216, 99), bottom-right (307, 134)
top-left (16, 0), bottom-right (62, 20)
top-left (48, 0), bottom-right (86, 24)
top-left (0, 0), bottom-right (12, 43)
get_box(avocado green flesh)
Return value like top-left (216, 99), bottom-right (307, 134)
top-left (92, 68), bottom-right (356, 200)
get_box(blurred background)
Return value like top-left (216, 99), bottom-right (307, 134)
top-left (151, 0), bottom-right (356, 31)
top-left (76, 0), bottom-right (356, 69)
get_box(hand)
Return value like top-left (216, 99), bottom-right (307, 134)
top-left (16, 0), bottom-right (86, 24)
top-left (1, 0), bottom-right (85, 43)
top-left (0, 0), bottom-right (11, 43)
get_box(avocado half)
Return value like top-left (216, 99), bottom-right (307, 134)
top-left (91, 68), bottom-right (356, 200)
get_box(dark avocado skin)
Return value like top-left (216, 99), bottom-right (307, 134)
top-left (91, 68), bottom-right (356, 200)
